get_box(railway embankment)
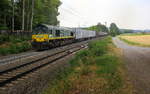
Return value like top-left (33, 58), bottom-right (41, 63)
top-left (0, 37), bottom-right (133, 94)
top-left (0, 49), bottom-right (76, 94)
top-left (42, 37), bottom-right (133, 94)
top-left (0, 39), bottom-right (90, 94)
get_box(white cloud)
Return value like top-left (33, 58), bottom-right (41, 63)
top-left (58, 0), bottom-right (150, 29)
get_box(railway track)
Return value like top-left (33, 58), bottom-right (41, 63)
top-left (0, 52), bottom-right (41, 65)
top-left (0, 40), bottom-right (88, 66)
top-left (0, 36), bottom-right (105, 66)
top-left (0, 43), bottom-right (87, 89)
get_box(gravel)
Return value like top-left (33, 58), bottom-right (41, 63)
top-left (113, 37), bottom-right (150, 94)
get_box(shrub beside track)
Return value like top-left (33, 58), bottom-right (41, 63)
top-left (43, 37), bottom-right (133, 94)
top-left (0, 34), bottom-right (31, 55)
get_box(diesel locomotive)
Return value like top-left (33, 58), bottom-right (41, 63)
top-left (32, 24), bottom-right (105, 50)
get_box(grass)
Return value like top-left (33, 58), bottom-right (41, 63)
top-left (0, 34), bottom-right (32, 55)
top-left (0, 34), bottom-right (31, 44)
top-left (119, 35), bottom-right (150, 47)
top-left (42, 36), bottom-right (133, 94)
top-left (0, 41), bottom-right (31, 55)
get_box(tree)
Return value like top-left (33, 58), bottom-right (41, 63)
top-left (97, 23), bottom-right (108, 32)
top-left (22, 0), bottom-right (25, 31)
top-left (0, 0), bottom-right (61, 31)
top-left (33, 0), bottom-right (61, 26)
top-left (30, 0), bottom-right (34, 32)
top-left (0, 0), bottom-right (11, 30)
top-left (87, 23), bottom-right (108, 32)
top-left (109, 23), bottom-right (120, 36)
top-left (11, 0), bottom-right (15, 32)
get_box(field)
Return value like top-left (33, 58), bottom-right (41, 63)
top-left (42, 37), bottom-right (133, 94)
top-left (119, 34), bottom-right (150, 47)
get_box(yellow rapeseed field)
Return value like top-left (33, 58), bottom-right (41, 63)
top-left (119, 35), bottom-right (150, 46)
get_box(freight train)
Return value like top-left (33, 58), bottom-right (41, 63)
top-left (31, 24), bottom-right (107, 50)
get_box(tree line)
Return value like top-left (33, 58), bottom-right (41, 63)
top-left (0, 0), bottom-right (61, 31)
top-left (88, 23), bottom-right (109, 33)
top-left (87, 22), bottom-right (120, 36)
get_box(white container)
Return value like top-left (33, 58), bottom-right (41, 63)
top-left (74, 28), bottom-right (96, 39)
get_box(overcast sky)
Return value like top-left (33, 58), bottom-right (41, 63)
top-left (58, 0), bottom-right (150, 30)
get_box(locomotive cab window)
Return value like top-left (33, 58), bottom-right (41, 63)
top-left (33, 25), bottom-right (48, 34)
top-left (71, 32), bottom-right (74, 36)
top-left (55, 30), bottom-right (60, 37)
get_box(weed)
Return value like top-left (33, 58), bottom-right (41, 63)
top-left (0, 41), bottom-right (31, 55)
top-left (42, 36), bottom-right (132, 94)
top-left (95, 54), bottom-right (118, 75)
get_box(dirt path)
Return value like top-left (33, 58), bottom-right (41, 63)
top-left (113, 37), bottom-right (150, 94)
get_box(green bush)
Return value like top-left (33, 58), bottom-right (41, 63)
top-left (88, 37), bottom-right (111, 56)
top-left (70, 37), bottom-right (112, 67)
top-left (0, 48), bottom-right (9, 55)
top-left (0, 26), bottom-right (8, 30)
top-left (95, 54), bottom-right (118, 75)
top-left (0, 34), bottom-right (31, 55)
top-left (0, 34), bottom-right (31, 44)
top-left (43, 36), bottom-right (125, 94)
top-left (0, 35), bottom-right (9, 44)
top-left (0, 41), bottom-right (31, 55)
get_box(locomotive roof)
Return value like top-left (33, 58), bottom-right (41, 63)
top-left (36, 24), bottom-right (95, 32)
top-left (38, 24), bottom-right (72, 31)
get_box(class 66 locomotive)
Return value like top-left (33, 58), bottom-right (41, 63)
top-left (31, 24), bottom-right (105, 50)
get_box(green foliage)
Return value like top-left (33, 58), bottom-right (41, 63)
top-left (43, 37), bottom-right (125, 94)
top-left (95, 54), bottom-right (118, 74)
top-left (0, 35), bottom-right (9, 44)
top-left (70, 37), bottom-right (111, 67)
top-left (87, 23), bottom-right (109, 32)
top-left (34, 0), bottom-right (61, 26)
top-left (0, 34), bottom-right (31, 44)
top-left (95, 54), bottom-right (123, 92)
top-left (0, 26), bottom-right (8, 30)
top-left (0, 34), bottom-right (31, 55)
top-left (0, 48), bottom-right (9, 55)
top-left (0, 0), bottom-right (61, 30)
top-left (70, 37), bottom-right (112, 67)
top-left (109, 23), bottom-right (120, 36)
top-left (120, 29), bottom-right (133, 34)
top-left (88, 40), bottom-right (107, 56)
top-left (0, 41), bottom-right (31, 55)
top-left (0, 0), bottom-right (11, 30)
